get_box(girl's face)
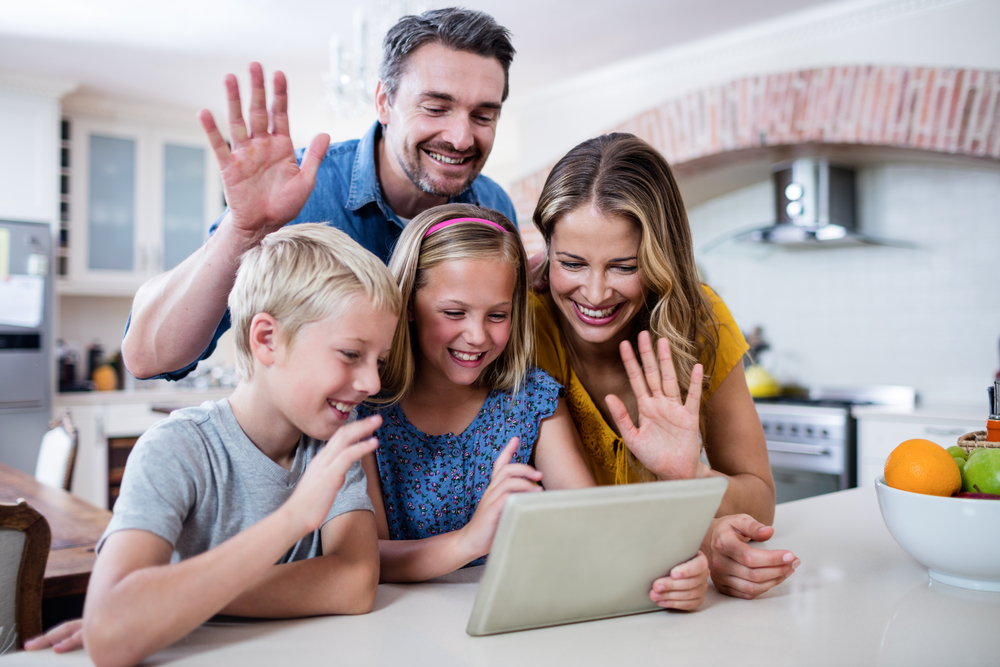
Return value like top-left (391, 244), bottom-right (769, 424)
top-left (547, 204), bottom-right (649, 349)
top-left (410, 257), bottom-right (516, 387)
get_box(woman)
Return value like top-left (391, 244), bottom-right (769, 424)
top-left (531, 133), bottom-right (799, 599)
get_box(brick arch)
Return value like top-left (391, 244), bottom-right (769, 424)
top-left (511, 65), bottom-right (1000, 251)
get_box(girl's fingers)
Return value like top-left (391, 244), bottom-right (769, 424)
top-left (656, 336), bottom-right (681, 400)
top-left (492, 436), bottom-right (521, 473)
top-left (619, 340), bottom-right (652, 400)
top-left (492, 463), bottom-right (543, 483)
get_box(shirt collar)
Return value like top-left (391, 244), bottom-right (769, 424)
top-left (345, 120), bottom-right (483, 226)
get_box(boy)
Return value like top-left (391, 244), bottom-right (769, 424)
top-left (30, 224), bottom-right (401, 667)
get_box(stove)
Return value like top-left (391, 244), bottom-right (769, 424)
top-left (753, 386), bottom-right (915, 503)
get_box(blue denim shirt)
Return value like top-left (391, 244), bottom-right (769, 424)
top-left (145, 121), bottom-right (516, 381)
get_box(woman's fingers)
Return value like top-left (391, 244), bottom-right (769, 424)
top-left (686, 363), bottom-right (704, 412)
top-left (605, 394), bottom-right (638, 442)
top-left (637, 331), bottom-right (664, 396)
top-left (656, 336), bottom-right (681, 400)
top-left (619, 339), bottom-right (652, 400)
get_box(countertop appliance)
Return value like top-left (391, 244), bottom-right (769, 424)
top-left (0, 219), bottom-right (53, 475)
top-left (755, 386), bottom-right (916, 503)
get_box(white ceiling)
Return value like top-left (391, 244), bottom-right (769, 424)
top-left (0, 0), bottom-right (840, 142)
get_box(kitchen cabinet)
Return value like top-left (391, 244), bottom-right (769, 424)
top-left (855, 406), bottom-right (985, 489)
top-left (60, 113), bottom-right (222, 296)
top-left (60, 388), bottom-right (233, 508)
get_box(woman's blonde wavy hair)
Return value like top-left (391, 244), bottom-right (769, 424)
top-left (376, 203), bottom-right (532, 405)
top-left (532, 133), bottom-right (720, 419)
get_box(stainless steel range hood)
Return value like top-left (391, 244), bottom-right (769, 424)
top-left (702, 159), bottom-right (913, 251)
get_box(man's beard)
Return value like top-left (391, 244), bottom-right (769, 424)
top-left (397, 142), bottom-right (483, 198)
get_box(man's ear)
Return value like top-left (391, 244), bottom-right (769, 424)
top-left (249, 313), bottom-right (280, 367)
top-left (375, 80), bottom-right (391, 126)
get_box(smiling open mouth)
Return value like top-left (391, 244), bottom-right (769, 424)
top-left (425, 150), bottom-right (472, 165)
top-left (574, 302), bottom-right (622, 319)
top-left (450, 349), bottom-right (486, 362)
top-left (329, 400), bottom-right (356, 415)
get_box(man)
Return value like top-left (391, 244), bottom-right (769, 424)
top-left (121, 8), bottom-right (516, 381)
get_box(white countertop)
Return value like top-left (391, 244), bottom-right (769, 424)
top-left (852, 403), bottom-right (986, 422)
top-left (9, 485), bottom-right (1000, 666)
top-left (54, 387), bottom-right (234, 407)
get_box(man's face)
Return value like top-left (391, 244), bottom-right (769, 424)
top-left (377, 42), bottom-right (505, 198)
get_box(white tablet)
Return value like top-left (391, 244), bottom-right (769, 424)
top-left (466, 476), bottom-right (728, 636)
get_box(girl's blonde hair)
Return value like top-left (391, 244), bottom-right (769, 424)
top-left (230, 223), bottom-right (402, 382)
top-left (533, 133), bottom-right (719, 418)
top-left (378, 203), bottom-right (532, 404)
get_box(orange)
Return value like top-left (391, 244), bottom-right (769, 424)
top-left (884, 438), bottom-right (962, 497)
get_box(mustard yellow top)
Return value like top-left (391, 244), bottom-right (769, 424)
top-left (532, 288), bottom-right (749, 486)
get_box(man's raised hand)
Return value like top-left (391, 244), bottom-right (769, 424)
top-left (199, 62), bottom-right (331, 245)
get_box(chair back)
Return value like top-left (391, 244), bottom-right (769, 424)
top-left (35, 413), bottom-right (78, 491)
top-left (0, 501), bottom-right (50, 653)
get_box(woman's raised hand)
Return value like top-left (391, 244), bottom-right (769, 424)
top-left (606, 331), bottom-right (705, 480)
top-left (199, 62), bottom-right (331, 245)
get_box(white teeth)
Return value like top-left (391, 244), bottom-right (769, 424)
top-left (451, 350), bottom-right (484, 362)
top-left (427, 151), bottom-right (466, 165)
top-left (331, 401), bottom-right (354, 413)
top-left (576, 303), bottom-right (618, 318)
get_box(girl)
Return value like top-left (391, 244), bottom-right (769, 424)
top-left (358, 203), bottom-right (710, 611)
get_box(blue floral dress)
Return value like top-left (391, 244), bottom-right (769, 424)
top-left (357, 367), bottom-right (562, 566)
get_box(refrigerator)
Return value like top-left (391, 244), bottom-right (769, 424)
top-left (0, 219), bottom-right (53, 475)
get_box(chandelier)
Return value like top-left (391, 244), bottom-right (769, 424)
top-left (323, 0), bottom-right (423, 119)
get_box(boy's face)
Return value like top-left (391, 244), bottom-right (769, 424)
top-left (270, 297), bottom-right (397, 441)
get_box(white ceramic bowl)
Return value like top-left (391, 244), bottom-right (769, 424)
top-left (875, 476), bottom-right (1000, 591)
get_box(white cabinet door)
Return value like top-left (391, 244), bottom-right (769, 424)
top-left (857, 417), bottom-right (983, 489)
top-left (65, 404), bottom-right (107, 509)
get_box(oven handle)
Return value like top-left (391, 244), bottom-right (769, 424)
top-left (766, 441), bottom-right (832, 456)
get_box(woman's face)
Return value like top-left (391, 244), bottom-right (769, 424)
top-left (410, 257), bottom-right (516, 387)
top-left (547, 204), bottom-right (649, 348)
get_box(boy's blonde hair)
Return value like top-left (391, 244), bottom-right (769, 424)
top-left (378, 203), bottom-right (532, 404)
top-left (230, 223), bottom-right (402, 381)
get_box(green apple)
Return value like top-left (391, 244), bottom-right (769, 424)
top-left (946, 446), bottom-right (967, 460)
top-left (961, 449), bottom-right (1000, 495)
top-left (953, 456), bottom-right (966, 472)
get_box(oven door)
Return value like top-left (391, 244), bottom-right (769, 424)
top-left (767, 440), bottom-right (848, 503)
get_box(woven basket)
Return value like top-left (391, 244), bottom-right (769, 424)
top-left (957, 431), bottom-right (1000, 455)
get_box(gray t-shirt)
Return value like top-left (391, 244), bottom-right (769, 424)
top-left (99, 399), bottom-right (373, 564)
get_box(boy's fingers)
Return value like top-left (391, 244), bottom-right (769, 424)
top-left (669, 551), bottom-right (708, 578)
top-left (247, 62), bottom-right (269, 137)
top-left (269, 70), bottom-right (289, 136)
top-left (225, 73), bottom-right (248, 147)
top-left (199, 110), bottom-right (231, 167)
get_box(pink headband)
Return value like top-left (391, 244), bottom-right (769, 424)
top-left (423, 217), bottom-right (510, 238)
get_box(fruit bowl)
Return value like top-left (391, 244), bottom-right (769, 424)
top-left (875, 477), bottom-right (1000, 591)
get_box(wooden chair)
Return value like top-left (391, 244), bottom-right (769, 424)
top-left (34, 412), bottom-right (78, 491)
top-left (0, 500), bottom-right (51, 653)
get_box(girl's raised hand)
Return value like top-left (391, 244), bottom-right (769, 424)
top-left (459, 437), bottom-right (542, 560)
top-left (606, 331), bottom-right (705, 480)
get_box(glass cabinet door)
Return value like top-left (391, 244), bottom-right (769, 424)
top-left (162, 144), bottom-right (206, 270)
top-left (87, 134), bottom-right (136, 271)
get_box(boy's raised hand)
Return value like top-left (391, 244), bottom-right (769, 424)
top-left (200, 62), bottom-right (331, 245)
top-left (649, 551), bottom-right (710, 611)
top-left (460, 437), bottom-right (542, 559)
top-left (607, 331), bottom-right (705, 481)
top-left (285, 415), bottom-right (382, 536)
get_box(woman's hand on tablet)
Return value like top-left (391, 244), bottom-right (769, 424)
top-left (703, 514), bottom-right (799, 599)
top-left (649, 550), bottom-right (709, 611)
top-left (460, 437), bottom-right (543, 559)
top-left (608, 331), bottom-right (706, 481)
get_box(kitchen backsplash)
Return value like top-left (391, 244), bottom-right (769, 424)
top-left (690, 162), bottom-right (1000, 407)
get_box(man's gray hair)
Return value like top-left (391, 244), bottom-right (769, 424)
top-left (379, 7), bottom-right (515, 103)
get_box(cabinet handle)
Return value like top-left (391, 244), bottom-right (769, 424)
top-left (924, 427), bottom-right (967, 437)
